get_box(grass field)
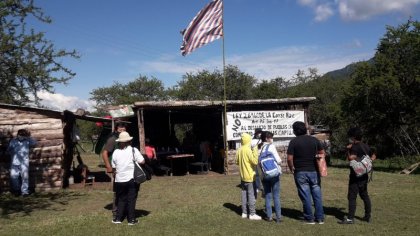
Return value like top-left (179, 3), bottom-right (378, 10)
top-left (1, 150), bottom-right (419, 236)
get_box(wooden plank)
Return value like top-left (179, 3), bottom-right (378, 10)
top-left (0, 118), bottom-right (61, 125)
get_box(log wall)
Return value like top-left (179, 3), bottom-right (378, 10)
top-left (0, 107), bottom-right (64, 192)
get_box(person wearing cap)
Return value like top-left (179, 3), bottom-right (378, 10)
top-left (111, 131), bottom-right (145, 225)
top-left (101, 122), bottom-right (126, 221)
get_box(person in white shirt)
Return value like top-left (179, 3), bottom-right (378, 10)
top-left (111, 131), bottom-right (145, 225)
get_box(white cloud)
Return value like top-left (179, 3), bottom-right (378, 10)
top-left (298, 0), bottom-right (317, 6)
top-left (297, 0), bottom-right (420, 21)
top-left (133, 45), bottom-right (372, 82)
top-left (314, 4), bottom-right (334, 22)
top-left (338, 0), bottom-right (420, 20)
top-left (37, 91), bottom-right (96, 112)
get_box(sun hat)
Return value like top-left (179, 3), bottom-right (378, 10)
top-left (116, 131), bottom-right (133, 142)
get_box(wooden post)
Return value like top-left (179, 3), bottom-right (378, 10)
top-left (137, 108), bottom-right (145, 154)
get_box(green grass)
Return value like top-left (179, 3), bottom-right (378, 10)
top-left (1, 150), bottom-right (420, 236)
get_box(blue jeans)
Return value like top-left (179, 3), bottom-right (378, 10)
top-left (262, 175), bottom-right (281, 220)
top-left (10, 163), bottom-right (29, 195)
top-left (294, 171), bottom-right (324, 221)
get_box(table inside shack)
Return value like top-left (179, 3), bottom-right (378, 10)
top-left (157, 152), bottom-right (194, 176)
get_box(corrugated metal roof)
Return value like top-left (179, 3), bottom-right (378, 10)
top-left (133, 97), bottom-right (316, 108)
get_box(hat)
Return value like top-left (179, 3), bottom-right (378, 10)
top-left (254, 128), bottom-right (263, 134)
top-left (116, 131), bottom-right (133, 142)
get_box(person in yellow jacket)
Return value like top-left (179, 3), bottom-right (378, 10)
top-left (236, 133), bottom-right (262, 220)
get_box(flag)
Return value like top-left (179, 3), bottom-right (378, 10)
top-left (180, 0), bottom-right (223, 56)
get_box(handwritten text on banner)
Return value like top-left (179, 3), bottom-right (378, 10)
top-left (226, 110), bottom-right (304, 140)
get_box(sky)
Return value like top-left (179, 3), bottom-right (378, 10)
top-left (29, 0), bottom-right (420, 111)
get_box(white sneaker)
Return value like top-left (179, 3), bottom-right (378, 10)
top-left (241, 213), bottom-right (248, 219)
top-left (249, 214), bottom-right (262, 220)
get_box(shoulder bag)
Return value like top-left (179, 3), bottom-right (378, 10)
top-left (132, 148), bottom-right (147, 184)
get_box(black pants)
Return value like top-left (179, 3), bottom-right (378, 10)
top-left (347, 179), bottom-right (371, 219)
top-left (115, 179), bottom-right (140, 222)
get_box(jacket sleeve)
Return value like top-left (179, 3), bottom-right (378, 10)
top-left (269, 144), bottom-right (282, 164)
top-left (249, 148), bottom-right (259, 166)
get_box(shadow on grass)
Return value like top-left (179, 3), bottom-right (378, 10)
top-left (103, 203), bottom-right (151, 219)
top-left (0, 191), bottom-right (86, 219)
top-left (223, 203), bottom-right (241, 216)
top-left (224, 202), bottom-right (346, 221)
top-left (324, 206), bottom-right (346, 220)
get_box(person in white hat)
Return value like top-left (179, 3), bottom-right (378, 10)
top-left (111, 131), bottom-right (145, 225)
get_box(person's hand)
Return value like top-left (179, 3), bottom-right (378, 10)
top-left (106, 166), bottom-right (113, 173)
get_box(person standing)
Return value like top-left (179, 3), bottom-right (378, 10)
top-left (287, 121), bottom-right (325, 224)
top-left (259, 131), bottom-right (282, 223)
top-left (235, 133), bottom-right (262, 220)
top-left (111, 131), bottom-right (145, 225)
top-left (251, 128), bottom-right (263, 197)
top-left (339, 127), bottom-right (376, 224)
top-left (102, 122), bottom-right (126, 221)
top-left (7, 129), bottom-right (37, 196)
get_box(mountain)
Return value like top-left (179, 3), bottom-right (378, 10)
top-left (323, 58), bottom-right (374, 80)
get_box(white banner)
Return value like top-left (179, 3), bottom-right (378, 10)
top-left (226, 110), bottom-right (304, 140)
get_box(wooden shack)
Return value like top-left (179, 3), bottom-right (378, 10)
top-left (0, 103), bottom-right (110, 192)
top-left (128, 98), bottom-right (316, 175)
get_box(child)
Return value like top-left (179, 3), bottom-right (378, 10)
top-left (235, 133), bottom-right (261, 220)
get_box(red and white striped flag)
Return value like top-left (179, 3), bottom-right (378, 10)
top-left (181, 0), bottom-right (223, 56)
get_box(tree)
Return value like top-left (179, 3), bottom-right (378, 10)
top-left (341, 19), bottom-right (420, 157)
top-left (174, 65), bottom-right (256, 100)
top-left (90, 75), bottom-right (168, 109)
top-left (0, 0), bottom-right (79, 105)
top-left (252, 77), bottom-right (290, 99)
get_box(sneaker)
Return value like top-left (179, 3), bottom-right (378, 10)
top-left (338, 217), bottom-right (354, 224)
top-left (249, 214), bottom-right (262, 220)
top-left (128, 219), bottom-right (139, 225)
top-left (316, 219), bottom-right (325, 224)
top-left (303, 219), bottom-right (315, 224)
top-left (112, 219), bottom-right (122, 224)
top-left (241, 213), bottom-right (248, 219)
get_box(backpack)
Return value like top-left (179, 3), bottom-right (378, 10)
top-left (350, 154), bottom-right (373, 177)
top-left (349, 144), bottom-right (373, 179)
top-left (259, 144), bottom-right (280, 180)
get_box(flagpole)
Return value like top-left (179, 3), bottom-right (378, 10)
top-left (221, 0), bottom-right (229, 175)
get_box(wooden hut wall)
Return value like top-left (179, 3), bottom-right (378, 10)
top-left (0, 107), bottom-right (64, 192)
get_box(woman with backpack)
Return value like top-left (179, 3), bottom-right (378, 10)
top-left (259, 131), bottom-right (283, 223)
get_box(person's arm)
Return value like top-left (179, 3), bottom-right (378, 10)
top-left (134, 148), bottom-right (145, 165)
top-left (269, 144), bottom-right (282, 164)
top-left (7, 139), bottom-right (14, 154)
top-left (152, 147), bottom-right (157, 159)
top-left (370, 153), bottom-right (377, 161)
top-left (102, 149), bottom-right (113, 173)
top-left (249, 148), bottom-right (259, 166)
top-left (287, 154), bottom-right (294, 173)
